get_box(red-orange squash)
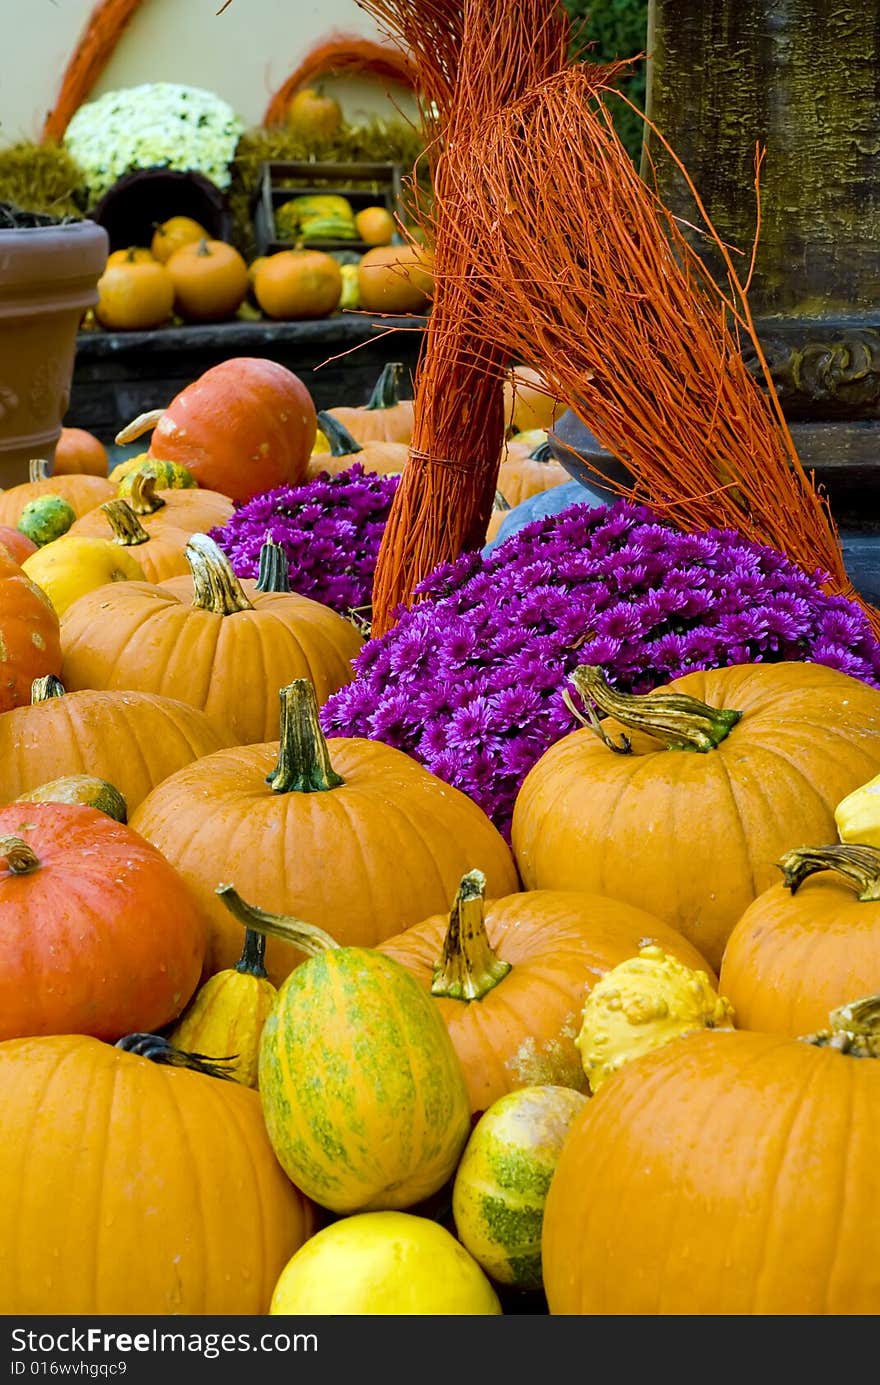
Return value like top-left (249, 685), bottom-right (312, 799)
top-left (0, 525), bottom-right (37, 564)
top-left (512, 661), bottom-right (880, 973)
top-left (129, 679), bottom-right (519, 982)
top-left (0, 1033), bottom-right (315, 1314)
top-left (0, 802), bottom-right (205, 1041)
top-left (357, 243), bottom-right (433, 314)
top-left (0, 547), bottom-right (62, 713)
top-left (379, 871), bottom-right (715, 1114)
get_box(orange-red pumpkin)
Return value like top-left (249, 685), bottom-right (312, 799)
top-left (0, 524), bottom-right (37, 564)
top-left (0, 547), bottom-right (62, 713)
top-left (165, 238), bottom-right (250, 324)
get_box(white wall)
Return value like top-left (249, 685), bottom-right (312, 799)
top-left (2, 0), bottom-right (418, 146)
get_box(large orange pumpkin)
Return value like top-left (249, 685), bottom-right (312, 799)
top-left (378, 871), bottom-right (715, 1114)
top-left (0, 675), bottom-right (233, 811)
top-left (52, 426), bottom-right (109, 477)
top-left (320, 361), bottom-right (414, 444)
top-left (0, 462), bottom-right (113, 528)
top-left (542, 1001), bottom-right (880, 1314)
top-left (0, 1033), bottom-right (314, 1314)
top-left (116, 357), bottom-right (317, 502)
top-left (512, 661), bottom-right (880, 973)
top-left (70, 471), bottom-right (234, 539)
top-left (129, 679), bottom-right (519, 982)
top-left (60, 534), bottom-right (363, 745)
top-left (0, 803), bottom-right (205, 1041)
top-left (719, 843), bottom-right (880, 1037)
top-left (306, 410), bottom-right (409, 480)
top-left (0, 548), bottom-right (62, 713)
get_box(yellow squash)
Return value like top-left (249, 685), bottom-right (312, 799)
top-left (169, 926), bottom-right (277, 1088)
top-left (22, 535), bottom-right (146, 616)
top-left (835, 773), bottom-right (880, 848)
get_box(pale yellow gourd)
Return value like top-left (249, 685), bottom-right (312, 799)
top-left (169, 927), bottom-right (277, 1088)
top-left (22, 535), bottom-right (146, 616)
top-left (575, 943), bottom-right (734, 1093)
top-left (834, 773), bottom-right (880, 848)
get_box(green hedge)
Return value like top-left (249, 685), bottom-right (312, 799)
top-left (562, 0), bottom-right (649, 163)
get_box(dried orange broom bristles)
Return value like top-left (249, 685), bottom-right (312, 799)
top-left (431, 65), bottom-right (879, 636)
top-left (360, 0), bottom-right (574, 636)
top-left (42, 0), bottom-right (146, 143)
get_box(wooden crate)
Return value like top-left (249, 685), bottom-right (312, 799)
top-left (251, 160), bottom-right (404, 257)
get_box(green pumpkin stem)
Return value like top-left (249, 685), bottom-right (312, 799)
top-left (493, 489), bottom-right (512, 511)
top-left (28, 459), bottom-right (50, 483)
top-left (565, 665), bottom-right (742, 755)
top-left (529, 441), bottom-right (553, 462)
top-left (365, 361), bottom-right (405, 410)
top-left (800, 994), bottom-right (880, 1057)
top-left (255, 538), bottom-right (291, 593)
top-left (779, 844), bottom-right (880, 902)
top-left (431, 869), bottom-right (511, 1001)
top-left (266, 679), bottom-right (344, 793)
top-left (235, 925), bottom-right (270, 979)
top-left (216, 884), bottom-right (340, 957)
top-left (186, 534), bottom-right (254, 614)
top-left (31, 674), bottom-right (66, 702)
top-left (114, 1032), bottom-right (237, 1080)
top-left (0, 835), bottom-right (40, 874)
top-left (126, 471), bottom-right (166, 516)
top-left (100, 498), bottom-right (151, 546)
top-left (315, 410), bottom-right (363, 458)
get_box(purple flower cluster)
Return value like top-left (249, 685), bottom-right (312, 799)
top-left (322, 498), bottom-right (880, 838)
top-left (209, 463), bottom-right (399, 617)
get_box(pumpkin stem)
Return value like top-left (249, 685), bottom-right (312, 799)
top-left (0, 835), bottom-right (40, 874)
top-left (216, 883), bottom-right (340, 957)
top-left (196, 238), bottom-right (212, 257)
top-left (114, 1032), bottom-right (238, 1080)
top-left (126, 471), bottom-right (165, 515)
top-left (800, 994), bottom-right (880, 1057)
top-left (28, 458), bottom-right (50, 483)
top-left (266, 679), bottom-right (344, 793)
top-left (365, 361), bottom-right (405, 410)
top-left (779, 844), bottom-right (880, 902)
top-left (100, 498), bottom-right (151, 546)
top-left (431, 869), bottom-right (511, 1001)
top-left (255, 537), bottom-right (291, 593)
top-left (31, 674), bottom-right (66, 702)
top-left (114, 408), bottom-right (164, 446)
top-left (527, 441), bottom-right (553, 462)
top-left (567, 665), bottom-right (742, 754)
top-left (493, 489), bottom-right (512, 511)
top-left (186, 534), bottom-right (254, 614)
top-left (234, 925), bottom-right (270, 979)
top-left (316, 410), bottom-right (364, 458)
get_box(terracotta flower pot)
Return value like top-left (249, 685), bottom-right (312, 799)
top-left (0, 218), bottom-right (108, 488)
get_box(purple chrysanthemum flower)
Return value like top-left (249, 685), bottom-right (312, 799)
top-left (322, 498), bottom-right (880, 839)
top-left (209, 463), bottom-right (399, 617)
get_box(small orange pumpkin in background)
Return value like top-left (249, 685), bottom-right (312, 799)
top-left (0, 803), bottom-right (205, 1042)
top-left (321, 361), bottom-right (414, 444)
top-left (357, 243), bottom-right (434, 314)
top-left (503, 365), bottom-right (564, 435)
top-left (354, 206), bottom-right (396, 246)
top-left (94, 258), bottom-right (175, 331)
top-left (0, 547), bottom-right (62, 713)
top-left (115, 356), bottom-right (317, 503)
top-left (150, 215), bottom-right (208, 264)
top-left (105, 246), bottom-right (156, 268)
top-left (306, 410), bottom-right (409, 480)
top-left (287, 85), bottom-right (343, 140)
top-left (254, 250), bottom-right (342, 320)
top-left (497, 439), bottom-right (569, 508)
top-left (52, 427), bottom-right (108, 477)
top-left (165, 238), bottom-right (250, 323)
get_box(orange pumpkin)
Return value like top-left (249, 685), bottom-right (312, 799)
top-left (719, 843), bottom-right (880, 1037)
top-left (94, 258), bottom-right (175, 331)
top-left (52, 427), bottom-right (109, 477)
top-left (68, 471), bottom-right (234, 539)
top-left (105, 246), bottom-right (156, 268)
top-left (60, 534), bottom-right (363, 745)
top-left (254, 250), bottom-right (343, 320)
top-left (129, 679), bottom-right (519, 982)
top-left (503, 365), bottom-right (564, 435)
top-left (0, 547), bottom-right (62, 712)
top-left (306, 410), bottom-right (409, 480)
top-left (166, 238), bottom-right (250, 323)
top-left (321, 361), bottom-right (414, 444)
top-left (0, 462), bottom-right (113, 528)
top-left (512, 661), bottom-right (880, 973)
top-left (497, 439), bottom-right (569, 507)
top-left (0, 803), bottom-right (205, 1041)
top-left (116, 356), bottom-right (317, 502)
top-left (87, 497), bottom-right (191, 582)
top-left (0, 1033), bottom-right (314, 1314)
top-left (379, 871), bottom-right (715, 1114)
top-left (357, 243), bottom-right (434, 314)
top-left (0, 675), bottom-right (233, 811)
top-left (287, 85), bottom-right (343, 139)
top-left (542, 999), bottom-right (880, 1314)
top-left (150, 215), bottom-right (208, 264)
top-left (0, 524), bottom-right (37, 564)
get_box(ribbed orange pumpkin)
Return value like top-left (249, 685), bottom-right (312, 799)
top-left (379, 872), bottom-right (715, 1114)
top-left (129, 679), bottom-right (519, 982)
top-left (0, 462), bottom-right (113, 527)
top-left (70, 471), bottom-right (235, 539)
top-left (542, 1002), bottom-right (880, 1314)
top-left (0, 803), bottom-right (205, 1041)
top-left (117, 356), bottom-right (317, 502)
top-left (86, 497), bottom-right (192, 582)
top-left (719, 844), bottom-right (880, 1037)
top-left (306, 410), bottom-right (409, 480)
top-left (0, 675), bottom-right (233, 811)
top-left (496, 440), bottom-right (569, 508)
top-left (0, 1033), bottom-right (315, 1314)
top-left (321, 362), bottom-right (414, 444)
top-left (512, 662), bottom-right (880, 972)
top-left (0, 547), bottom-right (62, 713)
top-left (59, 535), bottom-right (363, 745)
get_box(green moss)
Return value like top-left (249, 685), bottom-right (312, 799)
top-left (562, 0), bottom-right (649, 165)
top-left (0, 142), bottom-right (89, 220)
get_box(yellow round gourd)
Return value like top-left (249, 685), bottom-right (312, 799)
top-left (22, 535), bottom-right (146, 616)
top-left (270, 1211), bottom-right (502, 1315)
top-left (835, 773), bottom-right (880, 848)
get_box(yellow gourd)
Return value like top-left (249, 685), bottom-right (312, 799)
top-left (835, 773), bottom-right (880, 848)
top-left (169, 926), bottom-right (276, 1088)
top-left (22, 535), bottom-right (146, 616)
top-left (575, 943), bottom-right (734, 1093)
